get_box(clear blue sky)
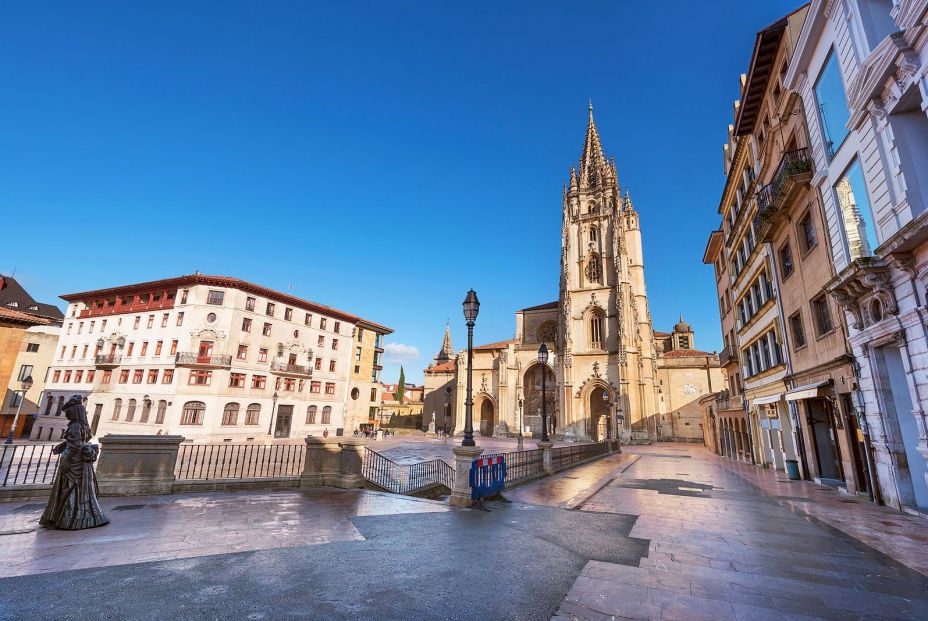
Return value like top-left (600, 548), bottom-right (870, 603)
top-left (2, 1), bottom-right (797, 383)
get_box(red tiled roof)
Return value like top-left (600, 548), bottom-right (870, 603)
top-left (663, 349), bottom-right (715, 358)
top-left (653, 331), bottom-right (671, 338)
top-left (60, 274), bottom-right (392, 333)
top-left (427, 361), bottom-right (455, 373)
top-left (474, 339), bottom-right (514, 351)
top-left (519, 301), bottom-right (558, 312)
top-left (0, 307), bottom-right (52, 326)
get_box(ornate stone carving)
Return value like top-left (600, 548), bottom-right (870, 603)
top-left (827, 258), bottom-right (898, 330)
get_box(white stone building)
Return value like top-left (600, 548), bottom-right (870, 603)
top-left (785, 0), bottom-right (928, 510)
top-left (40, 274), bottom-right (390, 443)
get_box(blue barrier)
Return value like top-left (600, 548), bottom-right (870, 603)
top-left (468, 455), bottom-right (508, 510)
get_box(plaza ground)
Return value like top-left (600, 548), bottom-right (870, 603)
top-left (2, 444), bottom-right (928, 620)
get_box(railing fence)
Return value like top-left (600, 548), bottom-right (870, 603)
top-left (174, 442), bottom-right (305, 480)
top-left (0, 444), bottom-right (60, 487)
top-left (361, 448), bottom-right (454, 495)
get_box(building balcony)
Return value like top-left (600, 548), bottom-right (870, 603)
top-left (269, 361), bottom-right (313, 377)
top-left (719, 345), bottom-right (738, 368)
top-left (755, 148), bottom-right (814, 242)
top-left (94, 353), bottom-right (122, 369)
top-left (175, 352), bottom-right (232, 369)
top-left (715, 393), bottom-right (744, 412)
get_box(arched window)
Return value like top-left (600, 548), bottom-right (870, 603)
top-left (222, 402), bottom-right (239, 426)
top-left (590, 226), bottom-right (598, 243)
top-left (585, 253), bottom-right (602, 284)
top-left (588, 309), bottom-right (605, 349)
top-left (112, 398), bottom-right (122, 421)
top-left (245, 403), bottom-right (261, 425)
top-left (588, 201), bottom-right (599, 214)
top-left (321, 406), bottom-right (332, 424)
top-left (181, 401), bottom-right (205, 425)
top-left (306, 405), bottom-right (317, 424)
top-left (140, 399), bottom-right (152, 423)
top-left (156, 400), bottom-right (168, 424)
top-left (126, 399), bottom-right (137, 422)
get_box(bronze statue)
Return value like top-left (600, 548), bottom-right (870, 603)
top-left (40, 395), bottom-right (110, 530)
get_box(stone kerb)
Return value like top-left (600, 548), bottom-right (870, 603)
top-left (299, 436), bottom-right (342, 488)
top-left (96, 434), bottom-right (185, 496)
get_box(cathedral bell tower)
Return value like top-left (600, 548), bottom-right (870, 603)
top-left (557, 104), bottom-right (658, 438)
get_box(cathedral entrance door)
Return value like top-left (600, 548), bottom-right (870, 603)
top-left (589, 388), bottom-right (609, 441)
top-left (479, 400), bottom-right (495, 436)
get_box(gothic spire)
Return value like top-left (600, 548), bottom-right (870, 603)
top-left (579, 101), bottom-right (607, 185)
top-left (435, 321), bottom-right (454, 363)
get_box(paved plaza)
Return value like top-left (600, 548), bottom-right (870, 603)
top-left (2, 444), bottom-right (928, 619)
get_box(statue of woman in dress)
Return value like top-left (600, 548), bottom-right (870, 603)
top-left (40, 395), bottom-right (110, 530)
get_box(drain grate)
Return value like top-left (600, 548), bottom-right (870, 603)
top-left (112, 504), bottom-right (148, 511)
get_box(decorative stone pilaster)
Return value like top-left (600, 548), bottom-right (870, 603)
top-left (300, 436), bottom-right (341, 488)
top-left (96, 434), bottom-right (185, 496)
top-left (537, 441), bottom-right (554, 475)
top-left (449, 445), bottom-right (483, 507)
top-left (335, 438), bottom-right (366, 489)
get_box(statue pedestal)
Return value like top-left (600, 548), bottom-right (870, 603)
top-left (449, 445), bottom-right (483, 507)
top-left (428, 421), bottom-right (436, 434)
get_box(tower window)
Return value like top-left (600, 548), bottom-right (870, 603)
top-left (585, 254), bottom-right (602, 284)
top-left (590, 227), bottom-right (598, 242)
top-left (588, 310), bottom-right (605, 349)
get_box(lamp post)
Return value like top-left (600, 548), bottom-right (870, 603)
top-left (602, 391), bottom-right (611, 441)
top-left (6, 375), bottom-right (33, 444)
top-left (517, 390), bottom-right (524, 450)
top-left (461, 289), bottom-right (480, 447)
top-left (267, 390), bottom-right (279, 437)
top-left (538, 344), bottom-right (550, 443)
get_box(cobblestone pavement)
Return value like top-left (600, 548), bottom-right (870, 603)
top-left (549, 444), bottom-right (928, 620)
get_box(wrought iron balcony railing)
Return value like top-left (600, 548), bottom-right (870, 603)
top-left (175, 352), bottom-right (232, 368)
top-left (756, 147), bottom-right (814, 237)
top-left (94, 353), bottom-right (122, 368)
top-left (269, 361), bottom-right (312, 377)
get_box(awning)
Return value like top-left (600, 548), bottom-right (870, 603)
top-left (785, 381), bottom-right (831, 402)
top-left (752, 394), bottom-right (782, 406)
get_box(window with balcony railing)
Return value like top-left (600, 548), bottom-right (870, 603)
top-left (742, 329), bottom-right (783, 378)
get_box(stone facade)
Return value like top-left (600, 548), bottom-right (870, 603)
top-left (784, 0), bottom-right (928, 510)
top-left (343, 321), bottom-right (392, 433)
top-left (423, 108), bottom-right (723, 441)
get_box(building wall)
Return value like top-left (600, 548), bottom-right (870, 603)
top-left (657, 357), bottom-right (725, 442)
top-left (43, 280), bottom-right (376, 442)
top-left (344, 325), bottom-right (388, 432)
top-left (2, 325), bottom-right (60, 439)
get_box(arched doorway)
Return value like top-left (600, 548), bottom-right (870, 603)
top-left (479, 399), bottom-right (495, 436)
top-left (588, 386), bottom-right (609, 440)
top-left (524, 364), bottom-right (557, 436)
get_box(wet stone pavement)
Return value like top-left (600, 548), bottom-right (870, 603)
top-left (2, 443), bottom-right (928, 619)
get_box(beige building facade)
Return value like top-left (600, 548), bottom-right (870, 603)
top-left (343, 320), bottom-right (392, 433)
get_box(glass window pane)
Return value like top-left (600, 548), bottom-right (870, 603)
top-left (814, 51), bottom-right (850, 158)
top-left (835, 159), bottom-right (878, 259)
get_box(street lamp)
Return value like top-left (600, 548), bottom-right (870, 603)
top-left (517, 389), bottom-right (524, 450)
top-left (538, 344), bottom-right (549, 442)
top-left (602, 391), bottom-right (611, 441)
top-left (267, 390), bottom-right (279, 437)
top-left (461, 289), bottom-right (480, 447)
top-left (6, 375), bottom-right (33, 444)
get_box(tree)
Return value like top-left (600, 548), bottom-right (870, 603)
top-left (397, 367), bottom-right (406, 404)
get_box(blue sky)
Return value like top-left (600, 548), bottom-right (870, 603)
top-left (2, 1), bottom-right (797, 383)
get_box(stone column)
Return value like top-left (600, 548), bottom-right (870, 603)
top-left (335, 438), bottom-right (366, 489)
top-left (96, 434), bottom-right (185, 496)
top-left (300, 436), bottom-right (341, 488)
top-left (537, 440), bottom-right (554, 475)
top-left (449, 445), bottom-right (483, 507)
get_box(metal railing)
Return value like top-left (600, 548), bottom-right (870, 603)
top-left (551, 442), bottom-right (610, 471)
top-left (481, 448), bottom-right (544, 485)
top-left (94, 353), bottom-right (122, 367)
top-left (0, 444), bottom-right (60, 487)
top-left (757, 147), bottom-right (813, 214)
top-left (269, 361), bottom-right (312, 376)
top-left (175, 352), bottom-right (233, 367)
top-left (174, 442), bottom-right (305, 480)
top-left (719, 345), bottom-right (737, 367)
top-left (361, 448), bottom-right (454, 495)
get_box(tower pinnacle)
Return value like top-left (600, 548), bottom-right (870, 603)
top-left (435, 321), bottom-right (454, 363)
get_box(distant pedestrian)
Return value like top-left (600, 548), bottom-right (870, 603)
top-left (323, 428), bottom-right (329, 438)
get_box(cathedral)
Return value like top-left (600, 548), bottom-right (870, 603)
top-left (423, 106), bottom-right (723, 441)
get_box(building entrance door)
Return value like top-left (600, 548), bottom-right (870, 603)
top-left (842, 394), bottom-right (869, 496)
top-left (275, 405), bottom-right (293, 438)
top-left (808, 398), bottom-right (843, 481)
top-left (479, 400), bottom-right (495, 436)
top-left (882, 346), bottom-right (928, 507)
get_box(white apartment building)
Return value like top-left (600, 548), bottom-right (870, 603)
top-left (786, 0), bottom-right (928, 510)
top-left (40, 274), bottom-right (390, 443)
